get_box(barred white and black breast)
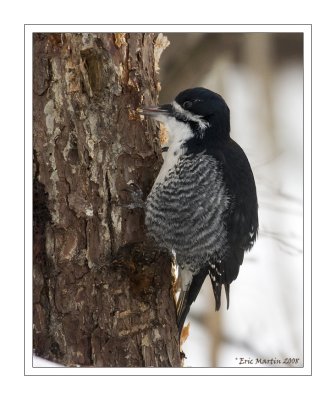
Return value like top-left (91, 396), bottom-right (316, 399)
top-left (145, 152), bottom-right (230, 270)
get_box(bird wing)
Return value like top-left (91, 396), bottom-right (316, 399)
top-left (208, 139), bottom-right (259, 310)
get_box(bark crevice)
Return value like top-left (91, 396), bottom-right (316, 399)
top-left (33, 32), bottom-right (180, 367)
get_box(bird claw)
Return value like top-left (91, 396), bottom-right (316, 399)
top-left (121, 181), bottom-right (145, 209)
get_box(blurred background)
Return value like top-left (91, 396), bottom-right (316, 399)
top-left (159, 33), bottom-right (303, 368)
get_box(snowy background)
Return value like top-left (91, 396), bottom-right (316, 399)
top-left (159, 33), bottom-right (304, 368)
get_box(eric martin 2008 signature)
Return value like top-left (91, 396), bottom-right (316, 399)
top-left (235, 357), bottom-right (300, 366)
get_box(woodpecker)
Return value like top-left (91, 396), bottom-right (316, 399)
top-left (141, 87), bottom-right (258, 335)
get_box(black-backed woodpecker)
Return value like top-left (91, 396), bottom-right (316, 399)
top-left (141, 87), bottom-right (259, 335)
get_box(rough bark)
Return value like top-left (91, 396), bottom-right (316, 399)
top-left (33, 32), bottom-right (180, 367)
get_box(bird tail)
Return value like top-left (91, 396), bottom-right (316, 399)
top-left (177, 268), bottom-right (208, 335)
top-left (209, 275), bottom-right (231, 311)
top-left (224, 283), bottom-right (230, 309)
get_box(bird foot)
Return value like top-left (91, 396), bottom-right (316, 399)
top-left (121, 181), bottom-right (145, 209)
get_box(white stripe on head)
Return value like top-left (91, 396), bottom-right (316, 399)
top-left (172, 101), bottom-right (209, 131)
top-left (151, 101), bottom-right (209, 186)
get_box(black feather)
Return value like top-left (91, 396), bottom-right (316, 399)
top-left (177, 268), bottom-right (208, 335)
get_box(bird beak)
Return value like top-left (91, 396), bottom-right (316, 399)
top-left (138, 104), bottom-right (173, 120)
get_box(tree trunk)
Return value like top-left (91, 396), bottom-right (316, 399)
top-left (33, 32), bottom-right (180, 367)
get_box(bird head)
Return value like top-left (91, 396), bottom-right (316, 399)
top-left (140, 87), bottom-right (231, 147)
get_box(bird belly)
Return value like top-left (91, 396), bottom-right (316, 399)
top-left (145, 154), bottom-right (229, 266)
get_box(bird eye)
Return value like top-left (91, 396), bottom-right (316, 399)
top-left (183, 101), bottom-right (193, 110)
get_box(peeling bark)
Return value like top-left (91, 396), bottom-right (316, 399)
top-left (33, 33), bottom-right (180, 367)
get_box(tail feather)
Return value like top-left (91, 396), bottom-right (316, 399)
top-left (224, 283), bottom-right (230, 309)
top-left (177, 268), bottom-right (208, 335)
